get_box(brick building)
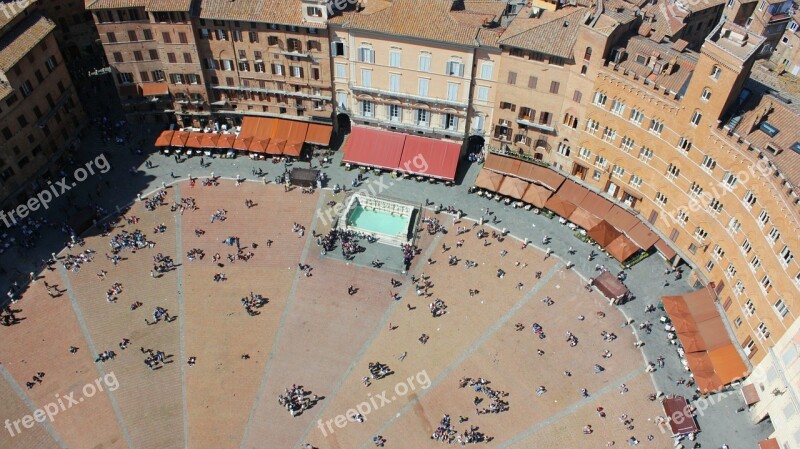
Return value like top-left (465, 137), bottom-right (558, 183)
top-left (0, 0), bottom-right (86, 208)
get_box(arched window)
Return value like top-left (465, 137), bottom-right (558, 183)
top-left (584, 47), bottom-right (592, 61)
top-left (581, 65), bottom-right (588, 75)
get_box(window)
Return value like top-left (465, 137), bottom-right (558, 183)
top-left (629, 174), bottom-right (643, 189)
top-left (290, 66), bottom-right (302, 78)
top-left (708, 198), bottom-right (723, 214)
top-left (222, 59), bottom-right (233, 71)
top-left (389, 51), bottom-right (401, 68)
top-left (557, 142), bottom-right (571, 157)
top-left (419, 53), bottom-right (431, 72)
top-left (690, 111), bottom-right (702, 126)
top-left (593, 91), bottom-right (607, 107)
top-left (666, 163), bottom-right (680, 180)
top-left (726, 263), bottom-right (737, 278)
top-left (711, 65), bottom-right (721, 80)
top-left (655, 191), bottom-right (668, 206)
top-left (476, 86), bottom-right (489, 101)
top-left (639, 146), bottom-right (653, 161)
top-left (106, 32), bottom-right (116, 43)
top-left (701, 155), bottom-right (716, 171)
top-left (507, 71), bottom-right (517, 85)
top-left (756, 322), bottom-right (770, 341)
top-left (549, 81), bottom-right (560, 94)
top-left (20, 81), bottom-right (32, 97)
top-left (689, 181), bottom-right (704, 196)
top-left (774, 299), bottom-right (789, 319)
top-left (528, 76), bottom-right (538, 89)
top-left (722, 171), bottom-right (737, 188)
top-left (415, 109), bottom-right (429, 126)
top-left (712, 244), bottom-right (725, 260)
top-left (334, 63), bottom-right (346, 79)
top-left (360, 100), bottom-right (374, 117)
top-left (184, 53), bottom-right (193, 64)
top-left (584, 47), bottom-right (592, 61)
top-left (472, 114), bottom-right (485, 132)
top-left (148, 49), bottom-right (159, 60)
top-left (649, 119), bottom-right (664, 135)
top-left (779, 245), bottom-right (794, 266)
top-left (612, 164), bottom-right (625, 179)
top-left (733, 316), bottom-right (742, 328)
top-left (249, 32), bottom-right (258, 43)
top-left (593, 170), bottom-right (602, 181)
top-left (446, 60), bottom-right (464, 77)
top-left (167, 52), bottom-right (177, 63)
top-left (446, 83), bottom-right (459, 101)
top-left (214, 29), bottom-right (225, 41)
top-left (630, 108), bottom-right (644, 125)
top-left (761, 275), bottom-right (772, 293)
top-left (705, 260), bottom-right (715, 271)
top-left (388, 104), bottom-right (402, 122)
top-left (480, 62), bottom-right (493, 80)
top-left (152, 70), bottom-right (165, 81)
top-left (767, 227), bottom-right (780, 245)
top-left (751, 255), bottom-right (762, 270)
top-left (585, 119), bottom-right (599, 134)
top-left (620, 136), bottom-right (635, 152)
top-left (602, 127), bottom-right (617, 142)
top-left (573, 90), bottom-right (582, 103)
top-left (578, 147), bottom-right (592, 161)
top-left (332, 41), bottom-right (345, 57)
top-left (742, 190), bottom-right (756, 209)
top-left (358, 46), bottom-right (374, 63)
top-left (675, 209), bottom-right (689, 224)
top-left (677, 137), bottom-right (692, 152)
top-left (178, 32), bottom-right (188, 44)
top-left (360, 69), bottom-right (372, 87)
top-left (442, 113), bottom-right (458, 130)
top-left (418, 78), bottom-right (429, 97)
top-left (112, 52), bottom-right (123, 63)
top-left (610, 99), bottom-right (625, 116)
top-left (272, 63), bottom-right (284, 76)
top-left (757, 209), bottom-right (770, 228)
top-left (132, 50), bottom-right (143, 62)
top-left (594, 155), bottom-right (608, 169)
top-left (45, 56), bottom-right (57, 72)
top-left (701, 88), bottom-right (711, 101)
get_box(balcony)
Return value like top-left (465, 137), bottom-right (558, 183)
top-left (349, 83), bottom-right (468, 108)
top-left (516, 117), bottom-right (555, 133)
top-left (353, 112), bottom-right (465, 139)
top-left (211, 84), bottom-right (332, 101)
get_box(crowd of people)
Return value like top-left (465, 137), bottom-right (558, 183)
top-left (277, 385), bottom-right (319, 417)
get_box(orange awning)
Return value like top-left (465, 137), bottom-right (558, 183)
top-left (627, 221), bottom-right (659, 250)
top-left (556, 180), bottom-right (590, 205)
top-left (655, 239), bottom-right (678, 260)
top-left (154, 130), bottom-right (174, 147)
top-left (305, 123), bottom-right (333, 146)
top-left (498, 176), bottom-right (529, 200)
top-left (141, 82), bottom-right (169, 96)
top-left (248, 118), bottom-right (277, 153)
top-left (284, 120), bottom-right (309, 157)
top-left (216, 133), bottom-right (236, 149)
top-left (266, 119), bottom-right (290, 155)
top-left (200, 133), bottom-right (220, 148)
top-left (170, 131), bottom-right (190, 147)
top-left (742, 383), bottom-right (760, 405)
top-left (233, 116), bottom-right (258, 150)
top-left (588, 221), bottom-right (622, 247)
top-left (605, 205), bottom-right (640, 233)
top-left (569, 207), bottom-right (604, 231)
top-left (475, 168), bottom-right (504, 191)
top-left (521, 183), bottom-right (552, 208)
top-left (578, 191), bottom-right (614, 221)
top-left (184, 132), bottom-right (204, 149)
top-left (759, 439), bottom-right (780, 449)
top-left (605, 234), bottom-right (639, 262)
top-left (544, 194), bottom-right (578, 218)
top-left (483, 152), bottom-right (521, 175)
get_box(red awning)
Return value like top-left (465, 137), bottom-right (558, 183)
top-left (343, 126), bottom-right (406, 171)
top-left (759, 438), bottom-right (780, 449)
top-left (397, 135), bottom-right (461, 181)
top-left (627, 221), bottom-right (659, 250)
top-left (266, 119), bottom-right (290, 155)
top-left (655, 239), bottom-right (678, 260)
top-left (248, 118), bottom-right (277, 153)
top-left (544, 194), bottom-right (578, 218)
top-left (141, 82), bottom-right (169, 96)
top-left (184, 132), bottom-right (204, 149)
top-left (154, 130), bottom-right (174, 147)
top-left (305, 123), bottom-right (333, 146)
top-left (284, 120), bottom-right (309, 157)
top-left (521, 183), bottom-right (552, 208)
top-left (606, 234), bottom-right (639, 262)
top-left (742, 383), bottom-right (760, 405)
top-left (605, 205), bottom-right (640, 233)
top-left (475, 168), bottom-right (504, 191)
top-left (498, 176), bottom-right (529, 199)
top-left (199, 133), bottom-right (220, 148)
top-left (662, 396), bottom-right (699, 436)
top-left (170, 131), bottom-right (190, 147)
top-left (556, 180), bottom-right (590, 205)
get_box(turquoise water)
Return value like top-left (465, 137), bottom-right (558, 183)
top-left (349, 205), bottom-right (409, 237)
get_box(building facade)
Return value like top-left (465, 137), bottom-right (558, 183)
top-left (87, 0), bottom-right (334, 127)
top-left (328, 0), bottom-right (506, 144)
top-left (0, 1), bottom-right (86, 208)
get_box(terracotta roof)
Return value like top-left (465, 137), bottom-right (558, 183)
top-left (639, 2), bottom-right (687, 43)
top-left (498, 7), bottom-right (587, 58)
top-left (145, 0), bottom-right (193, 11)
top-left (85, 0), bottom-right (148, 10)
top-left (334, 0), bottom-right (503, 47)
top-left (197, 0), bottom-right (325, 27)
top-left (733, 94), bottom-right (800, 188)
top-left (613, 34), bottom-right (697, 94)
top-left (0, 13), bottom-right (55, 73)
